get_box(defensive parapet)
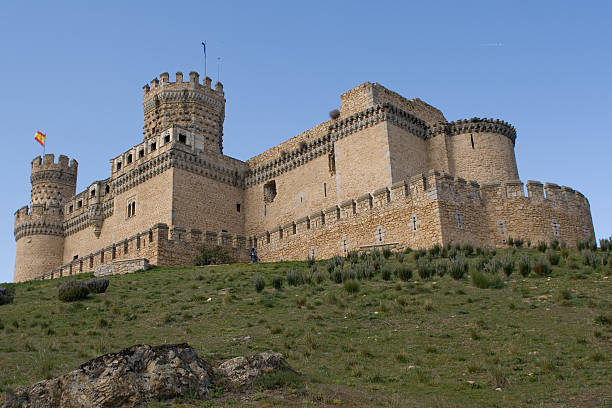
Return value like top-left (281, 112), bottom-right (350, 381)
top-left (142, 71), bottom-right (226, 154)
top-left (30, 154), bottom-right (78, 206)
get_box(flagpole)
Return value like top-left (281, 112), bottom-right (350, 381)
top-left (201, 41), bottom-right (207, 79)
top-left (217, 57), bottom-right (221, 83)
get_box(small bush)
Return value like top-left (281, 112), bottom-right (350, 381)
top-left (346, 250), bottom-right (359, 264)
top-left (194, 245), bottom-right (234, 265)
top-left (381, 264), bottom-right (393, 281)
top-left (582, 250), bottom-right (602, 269)
top-left (382, 247), bottom-right (392, 260)
top-left (471, 270), bottom-right (504, 289)
top-left (395, 265), bottom-right (413, 281)
top-left (312, 270), bottom-right (325, 284)
top-left (594, 314), bottom-right (612, 325)
top-left (272, 276), bottom-right (283, 290)
top-left (58, 280), bottom-right (90, 302)
top-left (356, 264), bottom-right (374, 280)
top-left (286, 269), bottom-right (304, 286)
top-left (599, 238), bottom-right (611, 252)
top-left (518, 255), bottom-right (532, 277)
top-left (341, 268), bottom-right (356, 282)
top-left (344, 279), bottom-right (360, 294)
top-left (331, 268), bottom-right (343, 284)
top-left (461, 243), bottom-right (474, 256)
top-left (254, 275), bottom-right (265, 292)
top-left (546, 250), bottom-right (560, 266)
top-left (306, 255), bottom-right (316, 268)
top-left (550, 239), bottom-right (560, 251)
top-left (449, 254), bottom-right (468, 280)
top-left (514, 237), bottom-right (524, 248)
top-left (85, 278), bottom-right (109, 294)
top-left (428, 243), bottom-right (442, 257)
top-left (499, 255), bottom-right (515, 277)
top-left (417, 258), bottom-right (435, 280)
top-left (396, 252), bottom-right (405, 263)
top-left (533, 258), bottom-right (552, 277)
top-left (0, 286), bottom-right (15, 305)
top-left (537, 241), bottom-right (548, 253)
top-left (483, 258), bottom-right (501, 274)
top-left (435, 260), bottom-right (448, 277)
top-left (412, 249), bottom-right (427, 260)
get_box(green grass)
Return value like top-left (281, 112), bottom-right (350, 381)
top-left (0, 247), bottom-right (611, 407)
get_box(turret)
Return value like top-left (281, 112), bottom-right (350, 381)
top-left (142, 71), bottom-right (226, 154)
top-left (13, 153), bottom-right (77, 282)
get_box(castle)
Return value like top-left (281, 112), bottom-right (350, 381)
top-left (13, 71), bottom-right (595, 282)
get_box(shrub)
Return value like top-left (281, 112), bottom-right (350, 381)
top-left (194, 246), bottom-right (234, 265)
top-left (582, 250), bottom-right (601, 269)
top-left (58, 280), bottom-right (90, 302)
top-left (412, 249), bottom-right (427, 260)
top-left (356, 264), bottom-right (374, 280)
top-left (341, 267), bottom-right (356, 282)
top-left (272, 276), bottom-right (283, 290)
top-left (382, 247), bottom-right (392, 260)
top-left (546, 249), bottom-right (560, 266)
top-left (471, 270), bottom-right (504, 289)
top-left (483, 258), bottom-right (501, 274)
top-left (396, 252), bottom-right (405, 263)
top-left (331, 268), bottom-right (343, 284)
top-left (312, 270), bottom-right (325, 284)
top-left (416, 258), bottom-right (435, 280)
top-left (599, 238), bottom-right (611, 252)
top-left (508, 237), bottom-right (514, 247)
top-left (85, 278), bottom-right (109, 294)
top-left (550, 239), bottom-right (560, 251)
top-left (499, 255), bottom-right (515, 277)
top-left (0, 286), bottom-right (14, 305)
top-left (435, 260), bottom-right (448, 277)
top-left (449, 254), bottom-right (468, 280)
top-left (286, 269), bottom-right (304, 286)
top-left (461, 243), bottom-right (474, 256)
top-left (537, 241), bottom-right (548, 253)
top-left (253, 275), bottom-right (265, 292)
top-left (560, 248), bottom-right (570, 260)
top-left (395, 265), bottom-right (413, 281)
top-left (381, 264), bottom-right (393, 281)
top-left (533, 258), bottom-right (552, 277)
top-left (306, 255), bottom-right (316, 268)
top-left (514, 237), bottom-right (524, 248)
top-left (346, 250), bottom-right (359, 264)
top-left (428, 243), bottom-right (442, 257)
top-left (518, 255), bottom-right (532, 277)
top-left (343, 279), bottom-right (360, 294)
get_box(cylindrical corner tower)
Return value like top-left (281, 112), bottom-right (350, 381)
top-left (442, 118), bottom-right (519, 185)
top-left (13, 154), bottom-right (78, 282)
top-left (142, 71), bottom-right (226, 154)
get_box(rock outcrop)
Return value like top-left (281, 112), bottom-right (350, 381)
top-left (3, 344), bottom-right (289, 408)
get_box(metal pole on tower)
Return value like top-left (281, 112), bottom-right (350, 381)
top-left (217, 56), bottom-right (221, 83)
top-left (201, 41), bottom-right (207, 79)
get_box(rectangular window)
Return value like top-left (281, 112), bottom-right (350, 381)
top-left (77, 200), bottom-right (82, 208)
top-left (178, 134), bottom-right (187, 144)
top-left (236, 203), bottom-right (241, 212)
top-left (127, 198), bottom-right (136, 218)
top-left (139, 149), bottom-right (144, 158)
top-left (150, 142), bottom-right (157, 151)
top-left (324, 182), bottom-right (327, 198)
top-left (127, 154), bottom-right (133, 164)
top-left (116, 161), bottom-right (122, 171)
top-left (164, 135), bottom-right (170, 144)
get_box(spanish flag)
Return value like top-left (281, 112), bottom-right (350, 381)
top-left (35, 131), bottom-right (46, 147)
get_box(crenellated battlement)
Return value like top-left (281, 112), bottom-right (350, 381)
top-left (142, 71), bottom-right (224, 110)
top-left (429, 118), bottom-right (516, 143)
top-left (31, 154), bottom-right (78, 176)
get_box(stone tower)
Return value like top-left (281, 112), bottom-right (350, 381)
top-left (13, 154), bottom-right (78, 282)
top-left (142, 72), bottom-right (226, 154)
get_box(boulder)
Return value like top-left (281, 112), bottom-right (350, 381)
top-left (215, 351), bottom-right (288, 388)
top-left (2, 345), bottom-right (290, 408)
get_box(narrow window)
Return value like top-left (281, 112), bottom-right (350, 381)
top-left (266, 232), bottom-right (270, 244)
top-left (77, 200), bottom-right (82, 208)
top-left (116, 161), bottom-right (122, 170)
top-left (127, 199), bottom-right (136, 218)
top-left (264, 204), bottom-right (267, 217)
top-left (89, 256), bottom-right (93, 268)
top-left (178, 134), bottom-right (187, 144)
top-left (127, 154), bottom-right (133, 164)
top-left (292, 224), bottom-right (296, 234)
top-left (152, 126), bottom-right (156, 134)
top-left (139, 149), bottom-right (144, 158)
top-left (150, 142), bottom-right (157, 151)
top-left (105, 185), bottom-right (110, 194)
top-left (68, 204), bottom-right (73, 213)
top-left (132, 201), bottom-right (136, 216)
top-left (236, 203), bottom-right (241, 212)
top-left (164, 135), bottom-right (170, 144)
top-left (470, 134), bottom-right (475, 149)
top-left (90, 189), bottom-right (96, 197)
top-left (73, 254), bottom-right (78, 260)
top-left (324, 182), bottom-right (327, 198)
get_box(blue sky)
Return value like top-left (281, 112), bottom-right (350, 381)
top-left (1, 1), bottom-right (610, 283)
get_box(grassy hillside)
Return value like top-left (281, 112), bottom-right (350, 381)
top-left (0, 245), bottom-right (610, 407)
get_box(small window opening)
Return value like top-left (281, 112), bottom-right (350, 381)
top-left (178, 134), bottom-right (187, 144)
top-left (77, 200), bottom-right (82, 208)
top-left (139, 149), bottom-right (144, 158)
top-left (152, 126), bottom-right (156, 134)
top-left (324, 182), bottom-right (327, 198)
top-left (222, 229), bottom-right (228, 233)
top-left (127, 154), bottom-right (133, 164)
top-left (127, 200), bottom-right (136, 218)
top-left (264, 180), bottom-right (277, 203)
top-left (164, 135), bottom-right (170, 144)
top-left (236, 203), bottom-right (241, 212)
top-left (266, 232), bottom-right (270, 244)
top-left (90, 189), bottom-right (96, 197)
top-left (116, 161), bottom-right (122, 171)
top-left (264, 204), bottom-right (267, 217)
top-left (69, 205), bottom-right (73, 213)
top-left (293, 224), bottom-right (296, 234)
top-left (470, 134), bottom-right (475, 149)
top-left (150, 142), bottom-right (157, 151)
top-left (73, 254), bottom-right (78, 260)
top-left (105, 185), bottom-right (110, 194)
top-left (328, 151), bottom-right (336, 174)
